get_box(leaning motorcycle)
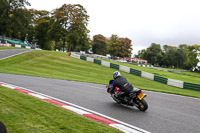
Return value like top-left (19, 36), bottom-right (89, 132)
top-left (106, 80), bottom-right (148, 111)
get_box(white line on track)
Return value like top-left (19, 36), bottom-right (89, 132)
top-left (0, 50), bottom-right (30, 60)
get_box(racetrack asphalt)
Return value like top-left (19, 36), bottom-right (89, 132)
top-left (0, 49), bottom-right (32, 60)
top-left (0, 49), bottom-right (200, 133)
top-left (0, 73), bottom-right (200, 133)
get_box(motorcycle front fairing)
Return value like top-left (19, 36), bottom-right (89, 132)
top-left (108, 80), bottom-right (115, 94)
top-left (109, 80), bottom-right (114, 85)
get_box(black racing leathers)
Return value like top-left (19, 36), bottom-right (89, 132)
top-left (111, 76), bottom-right (133, 103)
top-left (112, 76), bottom-right (133, 93)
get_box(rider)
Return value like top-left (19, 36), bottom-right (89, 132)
top-left (110, 71), bottom-right (134, 104)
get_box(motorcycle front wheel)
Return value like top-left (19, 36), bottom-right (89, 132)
top-left (136, 99), bottom-right (148, 111)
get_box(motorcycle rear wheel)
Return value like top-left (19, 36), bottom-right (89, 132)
top-left (136, 99), bottom-right (148, 111)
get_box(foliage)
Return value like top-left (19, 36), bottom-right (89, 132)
top-left (162, 45), bottom-right (185, 68)
top-left (107, 35), bottom-right (119, 57)
top-left (52, 4), bottom-right (90, 52)
top-left (0, 1), bottom-right (90, 52)
top-left (184, 44), bottom-right (200, 71)
top-left (135, 43), bottom-right (162, 65)
top-left (118, 37), bottom-right (132, 57)
top-left (135, 43), bottom-right (200, 71)
top-left (92, 34), bottom-right (107, 55)
top-left (0, 0), bottom-right (31, 40)
top-left (67, 22), bottom-right (91, 52)
top-left (106, 35), bottom-right (132, 58)
top-left (33, 10), bottom-right (52, 50)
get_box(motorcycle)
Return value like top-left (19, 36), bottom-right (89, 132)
top-left (106, 80), bottom-right (148, 111)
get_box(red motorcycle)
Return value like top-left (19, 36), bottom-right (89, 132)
top-left (106, 80), bottom-right (148, 111)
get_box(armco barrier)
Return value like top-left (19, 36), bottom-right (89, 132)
top-left (184, 82), bottom-right (200, 91)
top-left (0, 44), bottom-right (11, 47)
top-left (86, 57), bottom-right (94, 62)
top-left (15, 44), bottom-right (21, 48)
top-left (80, 55), bottom-right (86, 60)
top-left (141, 71), bottom-right (154, 80)
top-left (70, 53), bottom-right (200, 91)
top-left (94, 59), bottom-right (101, 65)
top-left (119, 65), bottom-right (130, 73)
top-left (102, 60), bottom-right (110, 67)
top-left (26, 46), bottom-right (31, 49)
top-left (154, 75), bottom-right (168, 84)
top-left (167, 78), bottom-right (184, 88)
top-left (21, 45), bottom-right (26, 48)
top-left (71, 53), bottom-right (80, 59)
top-left (130, 68), bottom-right (141, 76)
top-left (0, 43), bottom-right (41, 50)
top-left (110, 63), bottom-right (119, 70)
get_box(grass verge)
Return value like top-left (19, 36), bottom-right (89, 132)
top-left (0, 86), bottom-right (122, 133)
top-left (0, 47), bottom-right (24, 50)
top-left (99, 59), bottom-right (200, 84)
top-left (0, 50), bottom-right (199, 98)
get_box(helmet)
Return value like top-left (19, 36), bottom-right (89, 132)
top-left (113, 71), bottom-right (121, 79)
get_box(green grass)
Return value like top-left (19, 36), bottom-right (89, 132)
top-left (181, 71), bottom-right (200, 78)
top-left (0, 47), bottom-right (24, 50)
top-left (2, 46), bottom-right (199, 83)
top-left (0, 50), bottom-right (199, 132)
top-left (99, 59), bottom-right (200, 84)
top-left (0, 86), bottom-right (122, 133)
top-left (0, 50), bottom-right (199, 98)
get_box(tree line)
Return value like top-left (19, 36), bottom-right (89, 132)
top-left (0, 0), bottom-right (133, 57)
top-left (135, 43), bottom-right (200, 71)
top-left (92, 34), bottom-right (132, 58)
top-left (0, 0), bottom-right (90, 52)
top-left (1, 0), bottom-right (199, 71)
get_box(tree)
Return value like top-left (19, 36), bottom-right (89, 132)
top-left (107, 35), bottom-right (120, 58)
top-left (33, 10), bottom-right (52, 50)
top-left (48, 18), bottom-right (66, 51)
top-left (53, 4), bottom-right (90, 52)
top-left (174, 48), bottom-right (185, 68)
top-left (118, 38), bottom-right (132, 57)
top-left (67, 22), bottom-right (90, 52)
top-left (25, 9), bottom-right (36, 44)
top-left (184, 44), bottom-right (200, 70)
top-left (135, 49), bottom-right (147, 59)
top-left (145, 43), bottom-right (163, 65)
top-left (92, 34), bottom-right (107, 55)
top-left (135, 43), bottom-right (200, 71)
top-left (0, 0), bottom-right (30, 39)
top-left (107, 35), bottom-right (132, 58)
top-left (162, 45), bottom-right (177, 67)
